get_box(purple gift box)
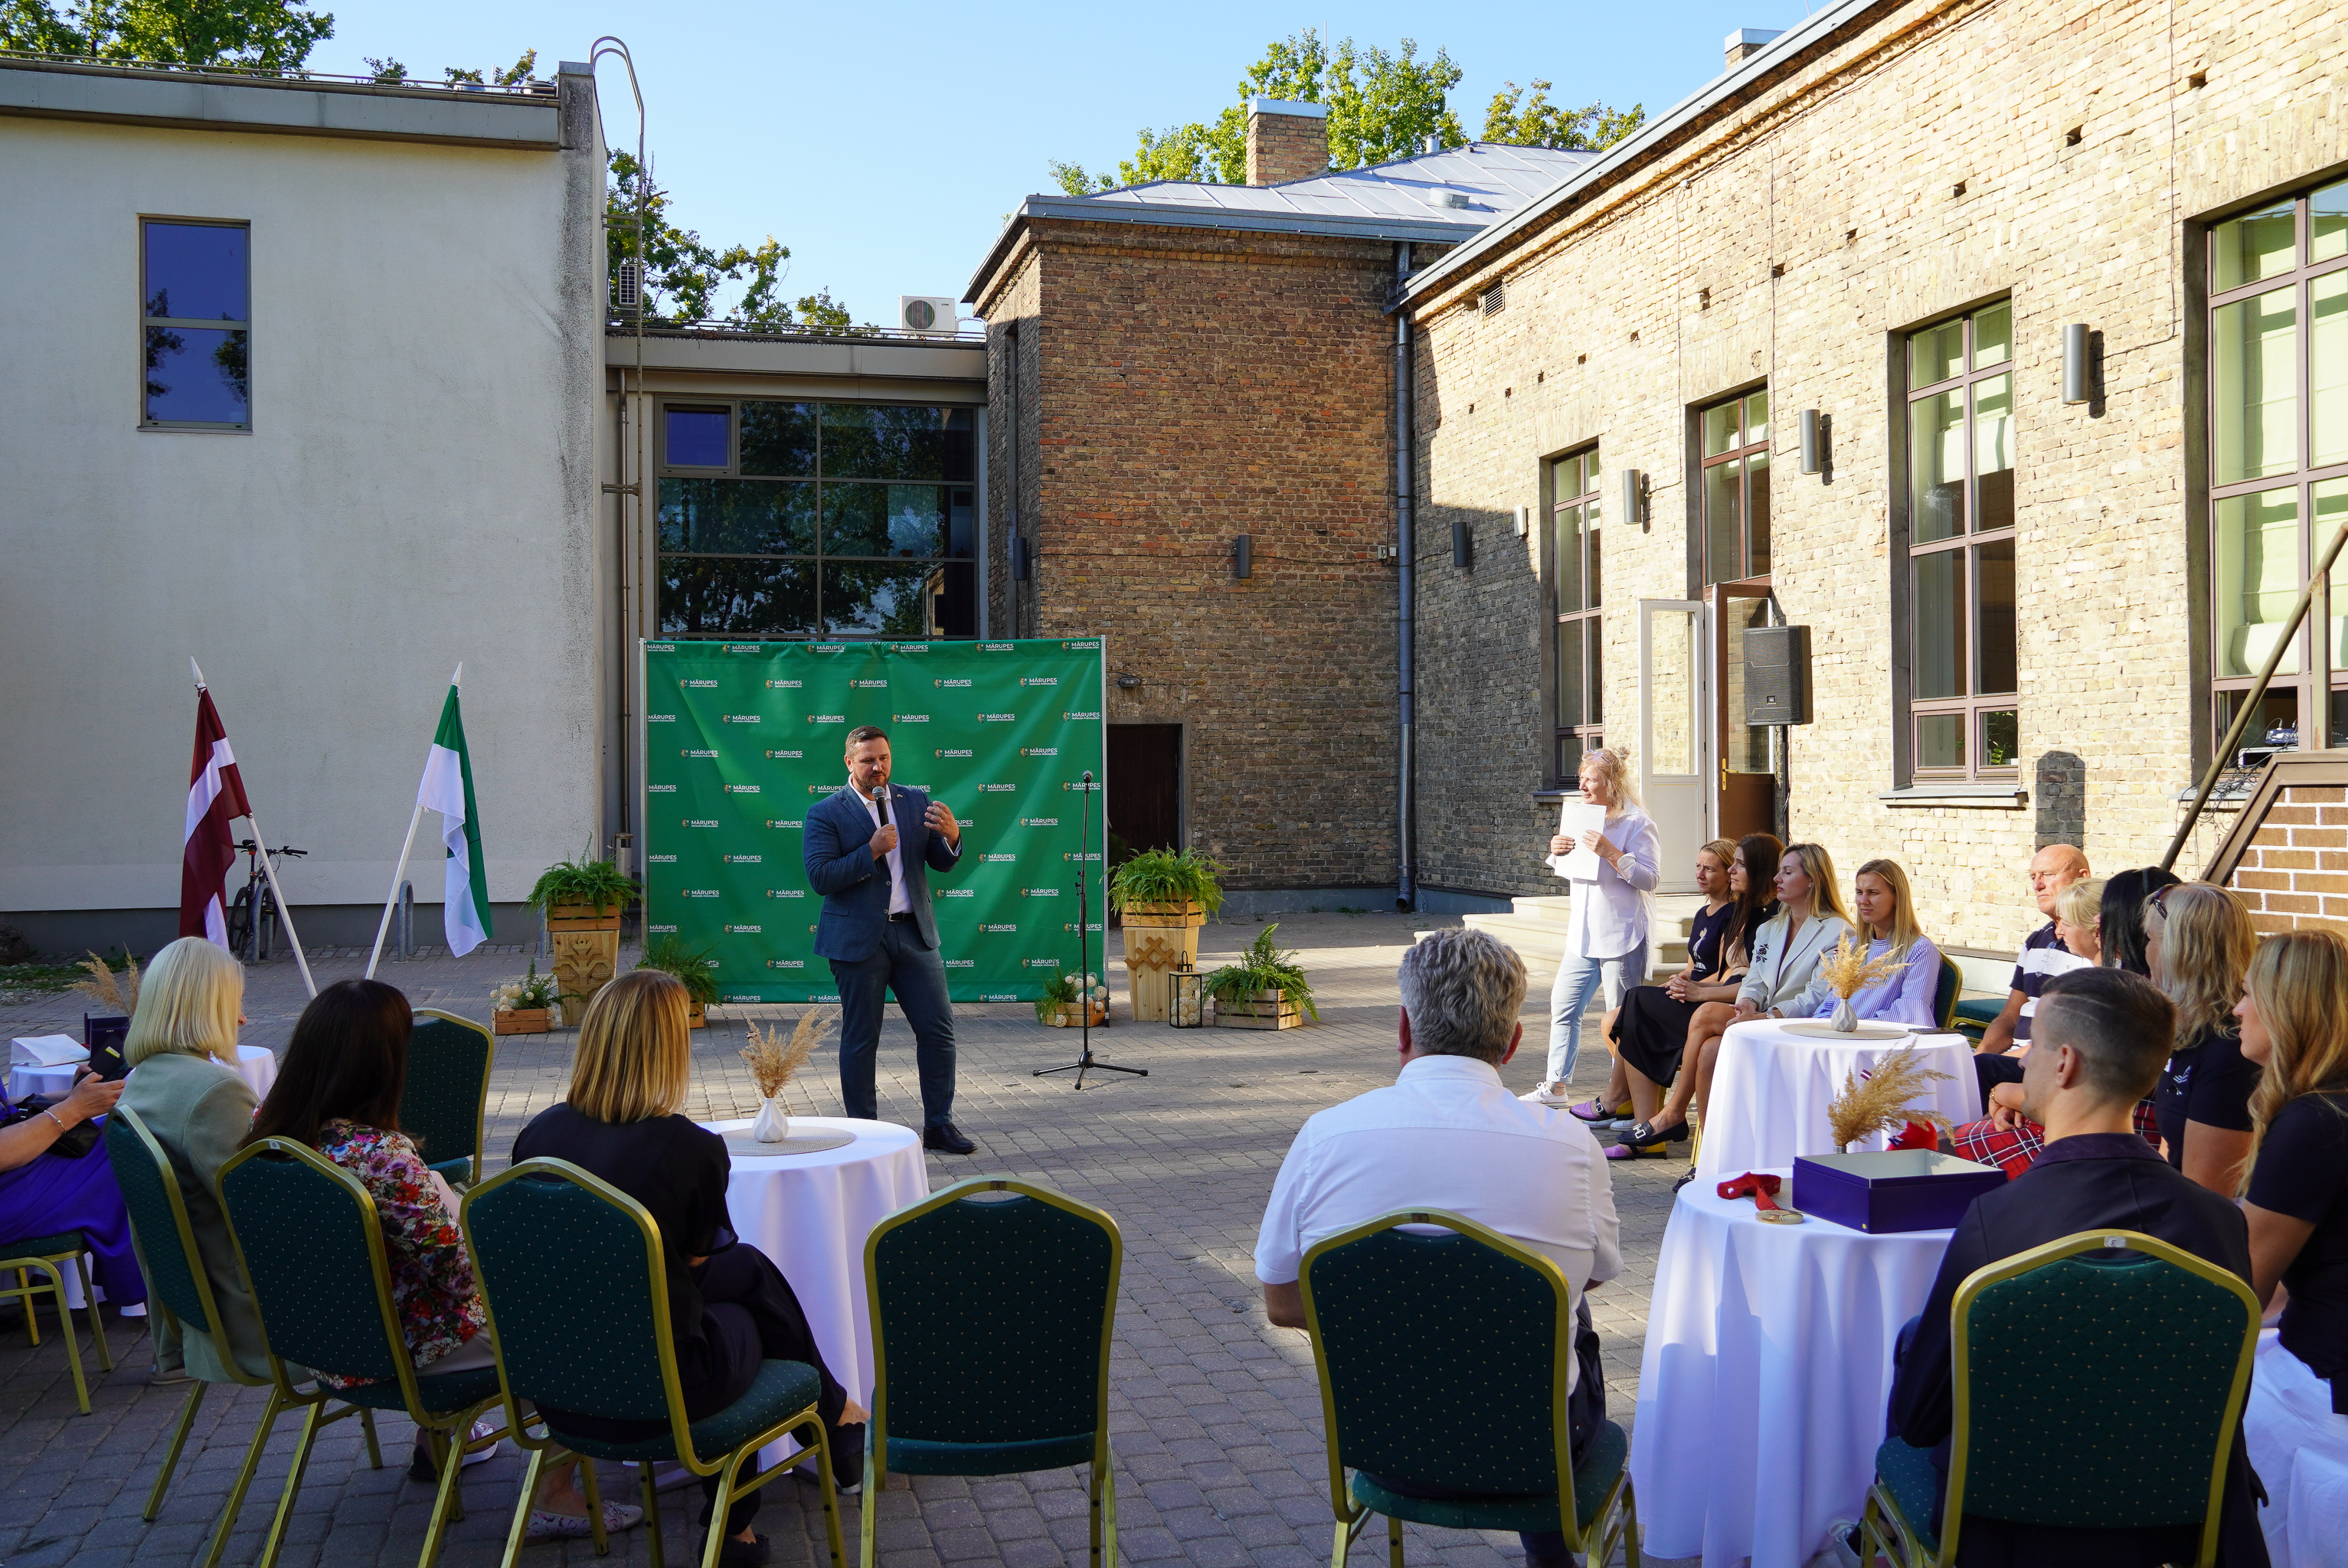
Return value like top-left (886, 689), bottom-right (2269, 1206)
top-left (1790, 1150), bottom-right (2005, 1233)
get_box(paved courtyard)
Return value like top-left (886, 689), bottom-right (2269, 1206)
top-left (0, 913), bottom-right (1695, 1568)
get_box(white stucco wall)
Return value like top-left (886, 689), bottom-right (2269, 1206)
top-left (0, 90), bottom-right (605, 928)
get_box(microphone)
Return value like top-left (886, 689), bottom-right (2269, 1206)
top-left (873, 782), bottom-right (890, 827)
top-left (1081, 769), bottom-right (1094, 787)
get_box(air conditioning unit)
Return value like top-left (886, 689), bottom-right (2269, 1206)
top-left (899, 296), bottom-right (957, 334)
top-left (612, 257), bottom-right (643, 316)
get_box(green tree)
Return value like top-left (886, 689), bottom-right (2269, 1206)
top-left (1054, 30), bottom-right (1465, 193)
top-left (607, 152), bottom-right (861, 332)
top-left (1483, 80), bottom-right (1644, 150)
top-left (359, 47), bottom-right (535, 87)
top-left (1, 0), bottom-right (334, 70)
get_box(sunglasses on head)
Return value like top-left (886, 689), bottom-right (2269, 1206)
top-left (2150, 883), bottom-right (2175, 917)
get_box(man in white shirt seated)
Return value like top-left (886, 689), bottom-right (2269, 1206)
top-left (1254, 928), bottom-right (1623, 1568)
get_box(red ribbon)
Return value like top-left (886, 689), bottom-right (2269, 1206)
top-left (1889, 1120), bottom-right (1938, 1152)
top-left (1718, 1172), bottom-right (1784, 1211)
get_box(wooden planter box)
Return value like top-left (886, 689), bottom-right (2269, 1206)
top-left (1215, 989), bottom-right (1304, 1030)
top-left (687, 1001), bottom-right (707, 1030)
top-left (1120, 899), bottom-right (1207, 1022)
top-left (547, 902), bottom-right (623, 1026)
top-left (493, 1008), bottom-right (551, 1035)
top-left (1045, 1001), bottom-right (1110, 1027)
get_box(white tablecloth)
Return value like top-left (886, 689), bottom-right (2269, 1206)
top-left (1692, 1020), bottom-right (1980, 1183)
top-left (701, 1116), bottom-right (930, 1468)
top-left (9, 1044), bottom-right (276, 1107)
top-left (1628, 1174), bottom-right (1953, 1566)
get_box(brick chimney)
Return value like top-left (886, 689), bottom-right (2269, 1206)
top-left (1724, 27), bottom-right (1785, 68)
top-left (1246, 96), bottom-right (1329, 186)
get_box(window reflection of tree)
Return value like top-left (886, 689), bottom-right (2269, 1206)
top-left (214, 332), bottom-right (250, 410)
top-left (145, 324), bottom-right (184, 403)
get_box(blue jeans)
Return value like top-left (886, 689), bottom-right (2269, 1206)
top-left (828, 919), bottom-right (957, 1129)
top-left (1547, 943), bottom-right (1647, 1086)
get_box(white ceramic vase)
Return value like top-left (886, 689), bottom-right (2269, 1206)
top-left (750, 1097), bottom-right (791, 1143)
top-left (1830, 997), bottom-right (1859, 1033)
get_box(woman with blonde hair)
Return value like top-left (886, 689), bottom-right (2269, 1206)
top-left (2234, 929), bottom-right (2348, 1566)
top-left (116, 936), bottom-right (269, 1383)
top-left (2144, 882), bottom-right (2262, 1195)
top-left (1781, 858), bottom-right (1944, 1027)
top-left (511, 971), bottom-right (866, 1559)
top-left (1522, 746), bottom-right (1662, 1107)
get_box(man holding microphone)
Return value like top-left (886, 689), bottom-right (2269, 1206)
top-left (803, 724), bottom-right (976, 1154)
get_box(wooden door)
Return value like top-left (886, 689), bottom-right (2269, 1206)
top-left (1713, 584), bottom-right (1778, 841)
top-left (1107, 725), bottom-right (1182, 854)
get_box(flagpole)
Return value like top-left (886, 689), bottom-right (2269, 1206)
top-left (194, 662), bottom-right (318, 998)
top-left (368, 665), bottom-right (459, 981)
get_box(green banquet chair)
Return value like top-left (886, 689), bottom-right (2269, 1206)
top-left (1298, 1208), bottom-right (1640, 1568)
top-left (462, 1157), bottom-right (845, 1568)
top-left (1859, 1230), bottom-right (2261, 1568)
top-left (862, 1178), bottom-right (1123, 1568)
top-left (106, 1106), bottom-right (355, 1565)
top-left (401, 1009), bottom-right (496, 1187)
top-left (1934, 957), bottom-right (1963, 1032)
top-left (218, 1138), bottom-right (509, 1568)
top-left (0, 1227), bottom-right (113, 1415)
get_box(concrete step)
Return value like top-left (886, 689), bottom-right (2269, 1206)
top-left (1461, 910), bottom-right (1688, 974)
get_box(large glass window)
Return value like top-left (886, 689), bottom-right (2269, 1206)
top-left (1903, 302), bottom-right (2017, 779)
top-left (1552, 449), bottom-right (1603, 782)
top-left (2209, 177), bottom-right (2348, 749)
top-left (1700, 390), bottom-right (1771, 585)
top-left (656, 401), bottom-right (978, 639)
top-left (142, 219), bottom-right (250, 430)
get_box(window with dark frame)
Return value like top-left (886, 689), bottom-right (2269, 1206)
top-left (1552, 448), bottom-right (1603, 782)
top-left (2206, 175), bottom-right (2348, 753)
top-left (1903, 302), bottom-right (2017, 779)
top-left (656, 400), bottom-right (978, 639)
top-left (142, 219), bottom-right (250, 430)
top-left (1700, 389), bottom-right (1771, 586)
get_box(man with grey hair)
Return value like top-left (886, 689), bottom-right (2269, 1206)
top-left (1254, 929), bottom-right (1621, 1568)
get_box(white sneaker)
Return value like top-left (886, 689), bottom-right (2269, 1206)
top-left (1821, 1516), bottom-right (1867, 1568)
top-left (1519, 1082), bottom-right (1575, 1106)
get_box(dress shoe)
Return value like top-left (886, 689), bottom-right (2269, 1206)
top-left (718, 1533), bottom-right (771, 1568)
top-left (923, 1122), bottom-right (976, 1155)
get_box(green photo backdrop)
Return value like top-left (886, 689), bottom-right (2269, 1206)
top-left (641, 637), bottom-right (1107, 1001)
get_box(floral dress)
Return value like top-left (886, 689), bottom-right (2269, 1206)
top-left (314, 1118), bottom-right (488, 1388)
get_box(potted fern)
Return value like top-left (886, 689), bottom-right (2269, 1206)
top-left (1110, 848), bottom-right (1225, 1021)
top-left (1205, 923), bottom-right (1317, 1030)
top-left (527, 853), bottom-right (643, 1025)
top-left (636, 936), bottom-right (721, 1028)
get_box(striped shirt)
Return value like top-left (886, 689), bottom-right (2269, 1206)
top-left (2012, 921), bottom-right (2093, 1043)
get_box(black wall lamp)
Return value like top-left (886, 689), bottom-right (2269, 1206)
top-left (1012, 536), bottom-right (1032, 580)
top-left (2062, 323), bottom-right (2094, 405)
top-left (1798, 409), bottom-right (1829, 475)
top-left (1233, 535), bottom-right (1253, 578)
top-left (1452, 518), bottom-right (1472, 568)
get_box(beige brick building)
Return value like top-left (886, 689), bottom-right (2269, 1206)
top-left (1401, 0), bottom-right (2348, 953)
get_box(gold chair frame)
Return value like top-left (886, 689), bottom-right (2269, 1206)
top-left (2, 1232), bottom-right (114, 1414)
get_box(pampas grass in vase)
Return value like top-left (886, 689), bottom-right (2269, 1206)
top-left (69, 949), bottom-right (141, 1019)
top-left (1816, 933), bottom-right (1907, 1032)
top-left (1825, 1044), bottom-right (1955, 1152)
top-left (741, 1008), bottom-right (833, 1142)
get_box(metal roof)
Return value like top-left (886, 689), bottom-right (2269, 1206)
top-left (1396, 0), bottom-right (1886, 310)
top-left (963, 141), bottom-right (1598, 304)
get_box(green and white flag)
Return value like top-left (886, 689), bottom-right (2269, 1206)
top-left (420, 679), bottom-right (492, 956)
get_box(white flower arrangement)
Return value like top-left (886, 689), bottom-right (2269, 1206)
top-left (493, 962), bottom-right (562, 1013)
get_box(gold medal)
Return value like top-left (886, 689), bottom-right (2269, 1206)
top-left (1755, 1207), bottom-right (1807, 1224)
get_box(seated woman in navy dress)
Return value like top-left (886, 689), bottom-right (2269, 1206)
top-left (0, 1067), bottom-right (144, 1313)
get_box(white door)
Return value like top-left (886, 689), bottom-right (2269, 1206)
top-left (1639, 599), bottom-right (1710, 894)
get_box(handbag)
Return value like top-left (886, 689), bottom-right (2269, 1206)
top-left (0, 1096), bottom-right (99, 1158)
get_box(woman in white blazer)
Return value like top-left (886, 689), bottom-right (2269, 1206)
top-left (1617, 843), bottom-right (1854, 1153)
top-left (1522, 747), bottom-right (1662, 1106)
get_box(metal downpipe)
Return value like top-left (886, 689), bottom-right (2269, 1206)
top-left (1395, 243), bottom-right (1417, 913)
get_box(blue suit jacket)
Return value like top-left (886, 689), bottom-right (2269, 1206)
top-left (803, 784), bottom-right (962, 962)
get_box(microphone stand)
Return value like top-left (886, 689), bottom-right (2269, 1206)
top-left (1035, 768), bottom-right (1146, 1089)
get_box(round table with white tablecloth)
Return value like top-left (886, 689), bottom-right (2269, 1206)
top-left (9, 1043), bottom-right (277, 1107)
top-left (1691, 1019), bottom-right (1980, 1183)
top-left (1627, 1172), bottom-right (1953, 1568)
top-left (700, 1116), bottom-right (930, 1468)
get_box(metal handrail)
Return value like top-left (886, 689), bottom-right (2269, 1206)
top-left (2162, 521), bottom-right (2348, 871)
top-left (0, 47), bottom-right (551, 93)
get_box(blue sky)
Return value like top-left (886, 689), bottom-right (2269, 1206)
top-left (312, 0), bottom-right (1820, 326)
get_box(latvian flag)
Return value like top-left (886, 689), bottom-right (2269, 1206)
top-left (420, 681), bottom-right (493, 957)
top-left (182, 688), bottom-right (251, 945)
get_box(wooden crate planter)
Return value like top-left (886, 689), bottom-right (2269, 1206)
top-left (687, 1002), bottom-right (707, 1030)
top-left (1120, 900), bottom-right (1207, 1022)
top-left (547, 903), bottom-right (623, 1026)
top-left (492, 1008), bottom-right (551, 1036)
top-left (1045, 1001), bottom-right (1110, 1028)
top-left (1215, 990), bottom-right (1304, 1030)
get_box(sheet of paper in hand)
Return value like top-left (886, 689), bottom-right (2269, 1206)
top-left (1552, 800), bottom-right (1608, 881)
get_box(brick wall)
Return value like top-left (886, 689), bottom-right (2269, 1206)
top-left (2225, 786), bottom-right (2348, 935)
top-left (972, 219), bottom-right (1402, 890)
top-left (1248, 106), bottom-right (1329, 187)
top-left (1403, 0), bottom-right (2348, 947)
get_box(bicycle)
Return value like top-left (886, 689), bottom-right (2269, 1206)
top-left (225, 840), bottom-right (306, 964)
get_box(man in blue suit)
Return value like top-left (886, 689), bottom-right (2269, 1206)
top-left (803, 724), bottom-right (975, 1154)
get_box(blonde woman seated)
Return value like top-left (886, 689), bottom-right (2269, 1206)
top-left (1617, 843), bottom-right (1853, 1154)
top-left (116, 936), bottom-right (270, 1384)
top-left (1779, 858), bottom-right (1944, 1028)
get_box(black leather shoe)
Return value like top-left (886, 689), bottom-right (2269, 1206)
top-left (922, 1122), bottom-right (976, 1155)
top-left (716, 1533), bottom-right (770, 1568)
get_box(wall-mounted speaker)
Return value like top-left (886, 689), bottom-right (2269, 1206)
top-left (1744, 624), bottom-right (1812, 725)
